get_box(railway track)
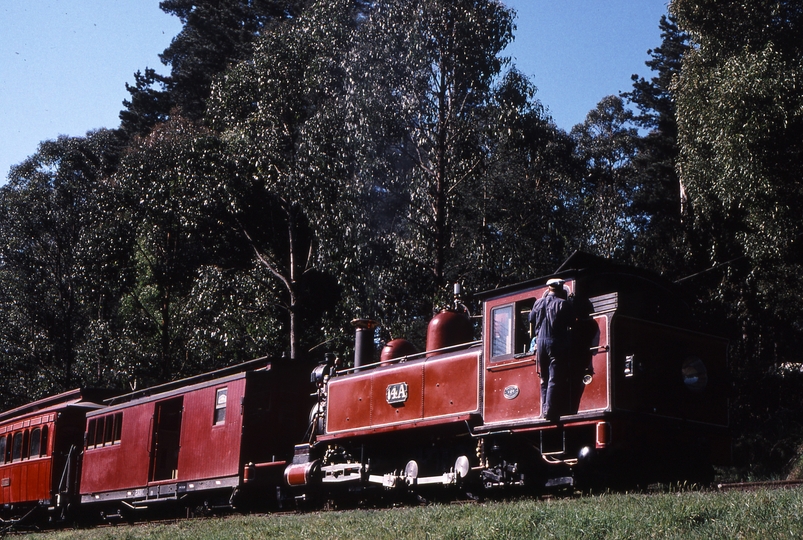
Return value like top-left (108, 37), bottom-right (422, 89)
top-left (715, 479), bottom-right (803, 491)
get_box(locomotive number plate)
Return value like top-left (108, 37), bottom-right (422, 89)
top-left (386, 382), bottom-right (408, 405)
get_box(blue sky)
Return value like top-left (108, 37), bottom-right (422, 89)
top-left (0, 1), bottom-right (670, 184)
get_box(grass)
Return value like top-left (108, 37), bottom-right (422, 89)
top-left (17, 486), bottom-right (803, 539)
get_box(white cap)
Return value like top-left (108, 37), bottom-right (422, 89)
top-left (546, 278), bottom-right (565, 289)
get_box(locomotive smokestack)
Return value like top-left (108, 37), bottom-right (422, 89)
top-left (351, 319), bottom-right (379, 371)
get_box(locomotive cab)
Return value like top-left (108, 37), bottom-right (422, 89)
top-left (475, 252), bottom-right (729, 488)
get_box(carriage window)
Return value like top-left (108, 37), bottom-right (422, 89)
top-left (0, 436), bottom-right (5, 464)
top-left (104, 415), bottom-right (115, 444)
top-left (112, 413), bottom-right (122, 443)
top-left (86, 419), bottom-right (97, 449)
top-left (491, 305), bottom-right (514, 358)
top-left (86, 413), bottom-right (123, 449)
top-left (3, 435), bottom-right (10, 463)
top-left (214, 387), bottom-right (227, 425)
top-left (22, 430), bottom-right (30, 460)
top-left (94, 417), bottom-right (105, 446)
top-left (12, 432), bottom-right (23, 461)
top-left (41, 425), bottom-right (49, 456)
top-left (29, 427), bottom-right (41, 457)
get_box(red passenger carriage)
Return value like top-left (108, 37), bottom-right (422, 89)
top-left (79, 358), bottom-right (311, 519)
top-left (0, 389), bottom-right (107, 524)
top-left (286, 252), bottom-right (730, 497)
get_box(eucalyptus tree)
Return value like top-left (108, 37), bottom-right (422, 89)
top-left (672, 0), bottom-right (803, 333)
top-left (112, 117), bottom-right (247, 385)
top-left (0, 130), bottom-right (127, 407)
top-left (463, 69), bottom-right (581, 290)
top-left (620, 14), bottom-right (691, 276)
top-left (347, 0), bottom-right (517, 317)
top-left (208, 0), bottom-right (361, 360)
top-left (570, 95), bottom-right (640, 259)
top-left (672, 0), bottom-right (803, 473)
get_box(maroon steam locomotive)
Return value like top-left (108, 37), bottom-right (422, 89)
top-left (0, 252), bottom-right (729, 526)
top-left (285, 252), bottom-right (730, 499)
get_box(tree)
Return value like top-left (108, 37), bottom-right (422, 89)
top-left (672, 0), bottom-right (803, 473)
top-left (208, 0), bottom-right (360, 360)
top-left (461, 69), bottom-right (581, 289)
top-left (112, 117), bottom-right (247, 385)
top-left (570, 95), bottom-right (640, 259)
top-left (620, 14), bottom-right (691, 276)
top-left (120, 69), bottom-right (173, 138)
top-left (0, 130), bottom-right (127, 407)
top-left (346, 0), bottom-right (517, 317)
top-left (121, 0), bottom-right (309, 136)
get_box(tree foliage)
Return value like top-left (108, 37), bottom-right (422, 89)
top-left (208, 0), bottom-right (361, 360)
top-left (121, 0), bottom-right (309, 136)
top-left (571, 95), bottom-right (639, 259)
top-left (621, 14), bottom-right (691, 275)
top-left (0, 130), bottom-right (127, 404)
top-left (672, 0), bottom-right (803, 472)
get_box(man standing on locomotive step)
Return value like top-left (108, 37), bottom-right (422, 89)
top-left (529, 278), bottom-right (573, 421)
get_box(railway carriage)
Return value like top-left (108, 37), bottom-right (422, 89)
top-left (0, 389), bottom-right (108, 523)
top-left (78, 358), bottom-right (311, 520)
top-left (285, 252), bottom-right (730, 498)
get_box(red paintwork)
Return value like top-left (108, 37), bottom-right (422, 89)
top-left (0, 389), bottom-right (105, 513)
top-left (380, 339), bottom-right (418, 364)
top-left (80, 363), bottom-right (311, 505)
top-left (324, 349), bottom-right (480, 437)
top-left (80, 378), bottom-right (247, 495)
top-left (481, 283), bottom-right (576, 425)
top-left (577, 315), bottom-right (610, 412)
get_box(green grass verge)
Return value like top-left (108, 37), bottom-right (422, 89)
top-left (19, 487), bottom-right (803, 540)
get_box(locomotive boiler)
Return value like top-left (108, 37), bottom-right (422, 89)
top-left (285, 252), bottom-right (730, 499)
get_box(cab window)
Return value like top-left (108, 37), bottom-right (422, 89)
top-left (490, 298), bottom-right (536, 360)
top-left (491, 305), bottom-right (514, 358)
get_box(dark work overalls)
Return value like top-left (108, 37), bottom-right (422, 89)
top-left (528, 292), bottom-right (573, 420)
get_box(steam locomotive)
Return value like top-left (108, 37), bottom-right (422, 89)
top-left (285, 251), bottom-right (730, 501)
top-left (0, 252), bottom-right (729, 526)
